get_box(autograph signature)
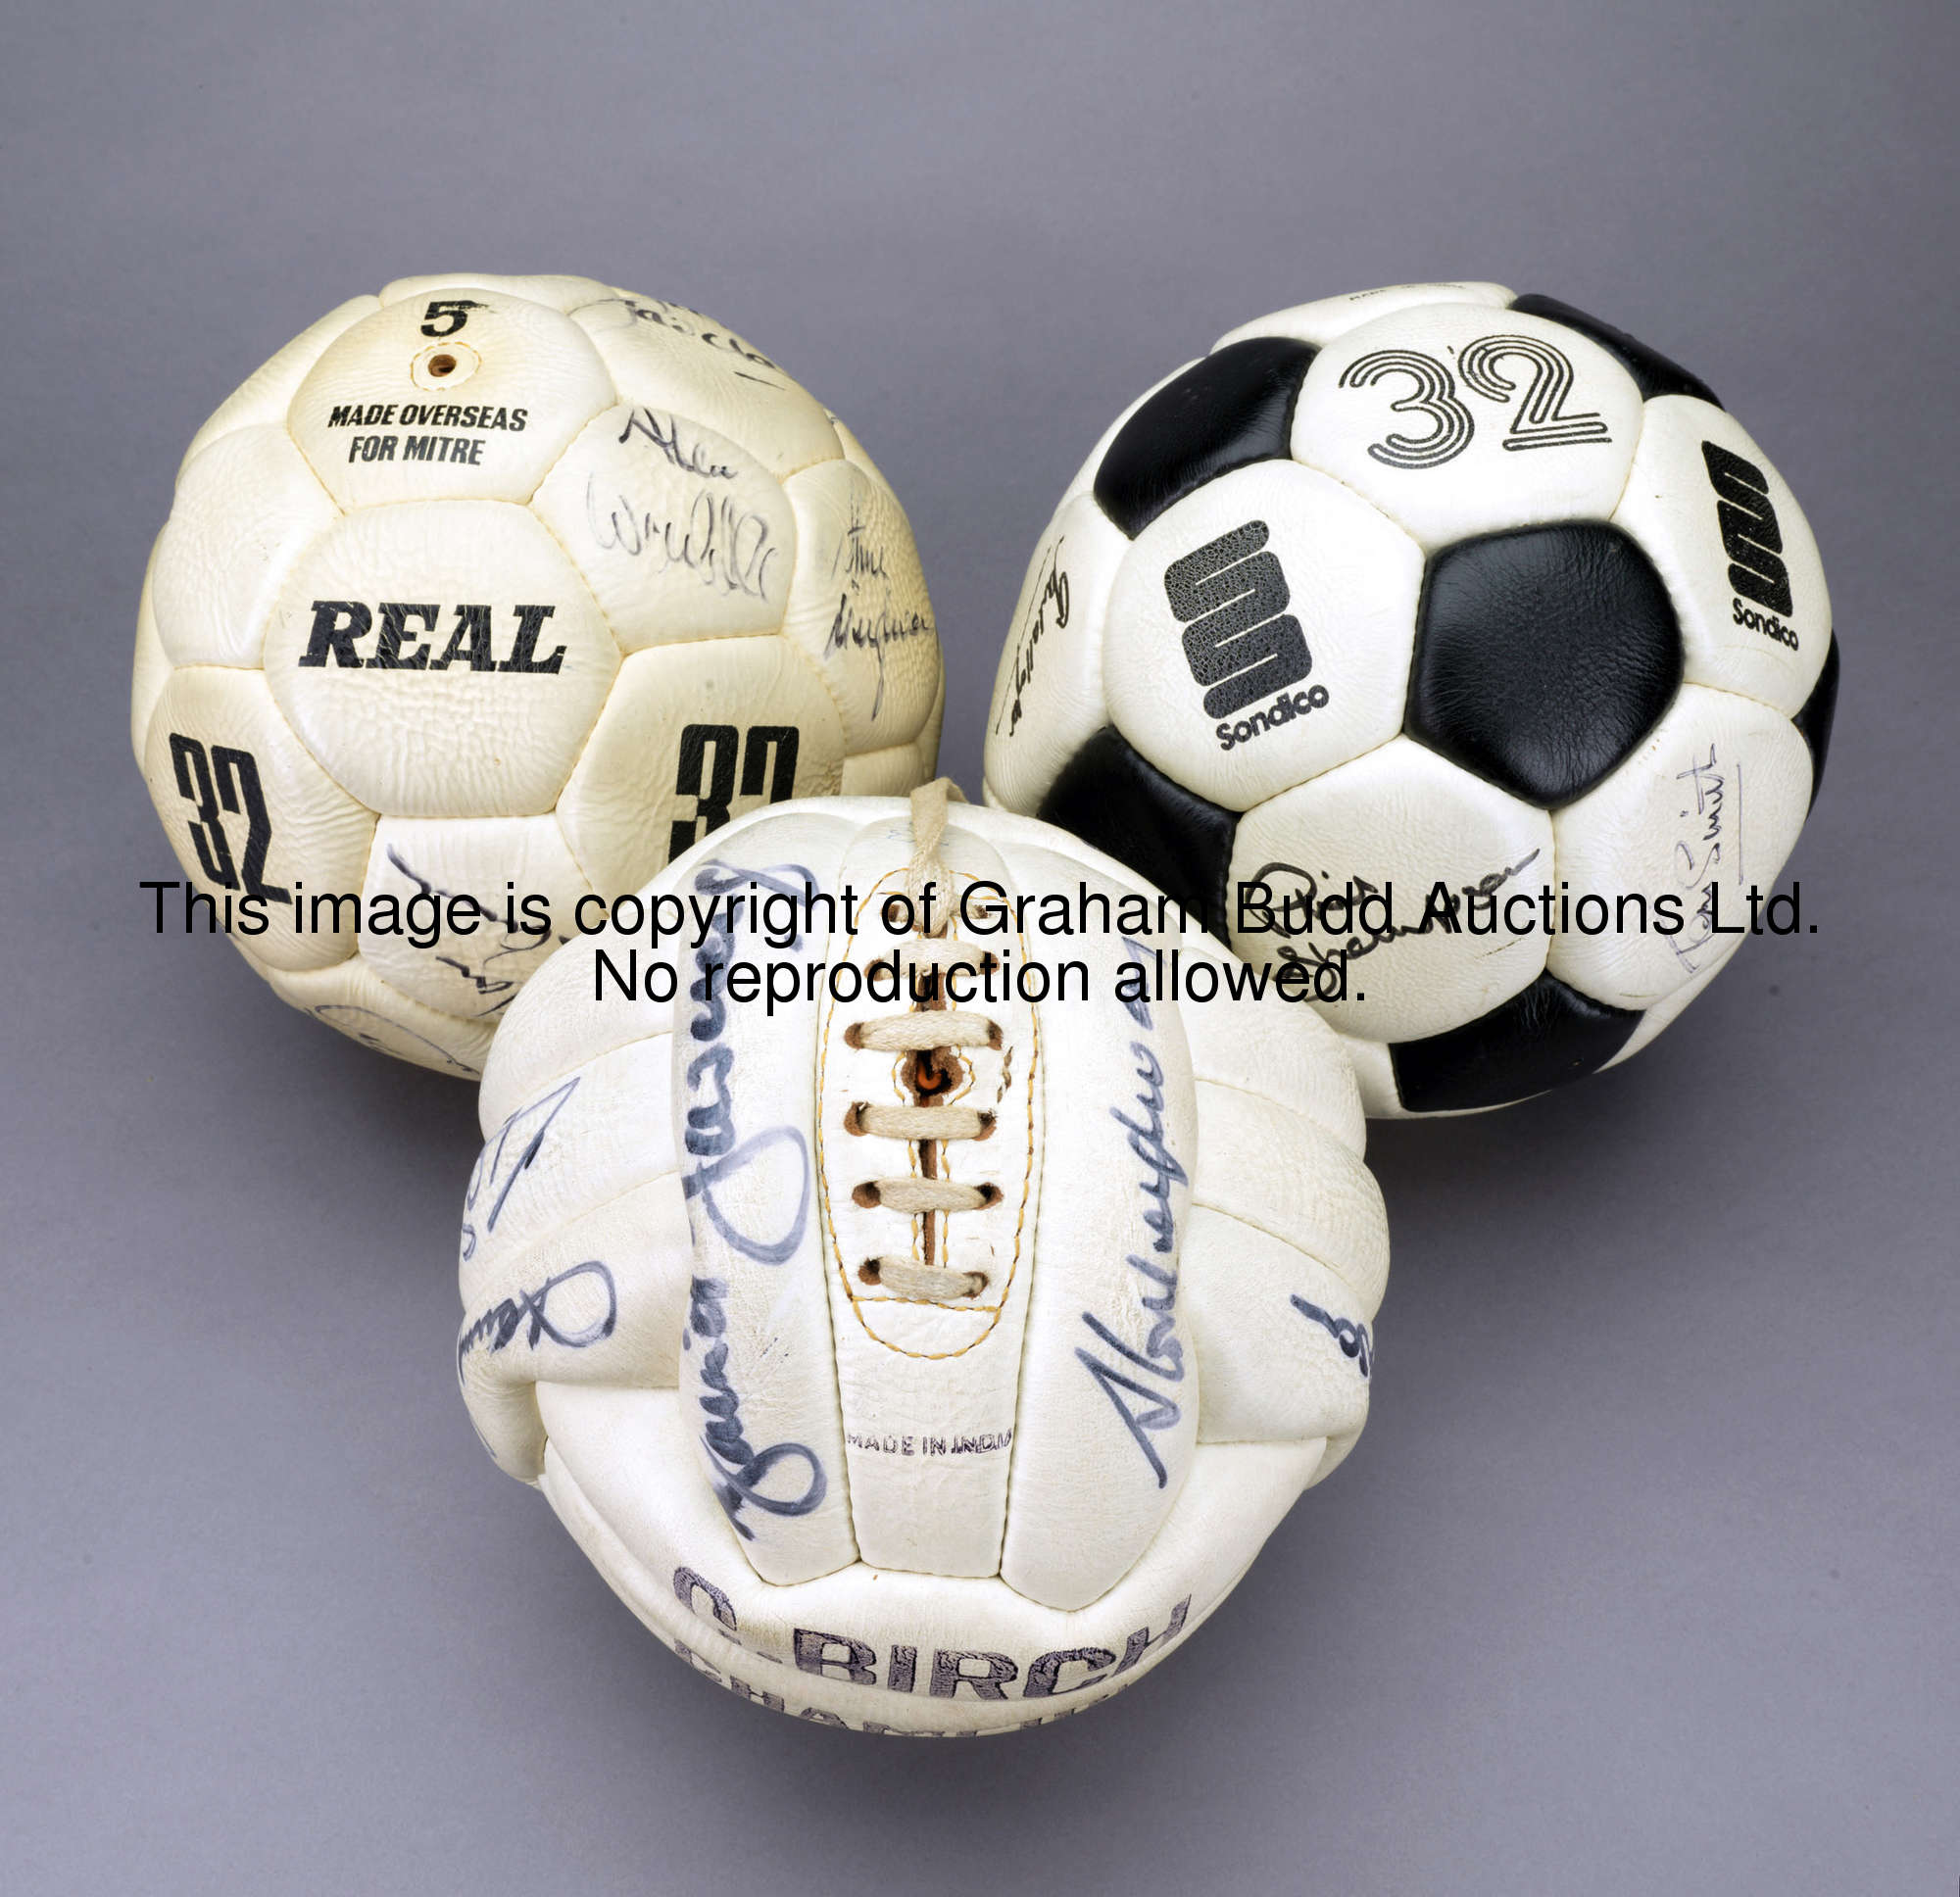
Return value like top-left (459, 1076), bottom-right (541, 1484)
top-left (458, 1259), bottom-right (618, 1367)
top-left (684, 1276), bottom-right (827, 1539)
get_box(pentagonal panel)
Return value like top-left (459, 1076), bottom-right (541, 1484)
top-left (265, 501), bottom-right (617, 818)
top-left (531, 403), bottom-right (794, 653)
top-left (983, 491), bottom-right (1128, 813)
top-left (1387, 971), bottom-right (1642, 1113)
top-left (1092, 338), bottom-right (1318, 537)
top-left (1508, 294), bottom-right (1721, 405)
top-left (1792, 634), bottom-right (1839, 805)
top-left (556, 637), bottom-right (844, 895)
top-left (778, 458), bottom-right (938, 756)
top-left (1036, 725), bottom-right (1240, 940)
top-left (152, 424), bottom-right (338, 669)
top-left (179, 295), bottom-right (377, 471)
top-left (1612, 395), bottom-right (1830, 715)
top-left (569, 292), bottom-right (841, 480)
top-left (142, 667), bottom-right (373, 973)
top-left (1227, 737), bottom-right (1552, 1044)
top-left (131, 545), bottom-right (170, 764)
top-left (1060, 359), bottom-right (1200, 505)
top-left (1103, 461), bottom-right (1422, 810)
top-left (1291, 304), bottom-right (1643, 551)
top-left (1214, 281), bottom-right (1514, 352)
top-left (359, 814), bottom-right (594, 1021)
top-left (290, 290), bottom-right (613, 509)
top-left (1408, 523), bottom-right (1682, 806)
top-left (265, 954), bottom-right (492, 1079)
top-left (1547, 683), bottom-right (1813, 1008)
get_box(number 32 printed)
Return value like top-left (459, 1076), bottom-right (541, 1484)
top-left (1338, 333), bottom-right (1611, 469)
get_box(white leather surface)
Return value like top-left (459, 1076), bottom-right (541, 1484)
top-left (457, 797), bottom-right (1390, 1730)
top-left (1213, 280), bottom-right (1515, 351)
top-left (1613, 395), bottom-right (1831, 715)
top-left (1291, 304), bottom-right (1644, 552)
top-left (139, 276), bottom-right (942, 1069)
top-left (1547, 683), bottom-right (1813, 1007)
top-left (983, 491), bottom-right (1129, 814)
top-left (357, 814), bottom-right (592, 1021)
top-left (1228, 737), bottom-right (1555, 1043)
top-left (1104, 461), bottom-right (1422, 808)
top-left (153, 424), bottom-right (339, 670)
top-left (265, 952), bottom-right (494, 1078)
top-left (141, 666), bottom-right (374, 973)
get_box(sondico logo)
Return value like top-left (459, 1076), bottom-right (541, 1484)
top-left (296, 600), bottom-right (567, 672)
top-left (1700, 442), bottom-right (1799, 650)
top-left (1162, 520), bottom-right (1320, 750)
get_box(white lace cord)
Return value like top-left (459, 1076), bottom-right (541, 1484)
top-left (853, 779), bottom-right (994, 1305)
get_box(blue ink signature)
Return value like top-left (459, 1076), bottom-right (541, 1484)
top-left (1290, 1294), bottom-right (1373, 1379)
top-left (460, 1077), bottom-right (580, 1262)
top-left (683, 1276), bottom-right (827, 1539)
top-left (458, 1259), bottom-right (618, 1367)
top-left (679, 861), bottom-right (815, 1266)
top-left (1077, 1039), bottom-right (1191, 1487)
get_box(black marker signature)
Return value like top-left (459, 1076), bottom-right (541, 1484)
top-left (458, 1259), bottom-right (618, 1367)
top-left (460, 1077), bottom-right (580, 1262)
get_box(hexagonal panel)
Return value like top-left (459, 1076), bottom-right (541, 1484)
top-left (984, 490), bottom-right (1128, 813)
top-left (291, 290), bottom-right (613, 509)
top-left (569, 292), bottom-right (841, 481)
top-left (1547, 682), bottom-right (1813, 1008)
top-left (1227, 737), bottom-right (1553, 1044)
top-left (1091, 336), bottom-right (1317, 537)
top-left (1214, 281), bottom-right (1514, 353)
top-left (142, 666), bottom-right (374, 973)
top-left (152, 423), bottom-right (337, 668)
top-left (532, 402), bottom-right (795, 653)
top-left (265, 501), bottom-right (618, 818)
top-left (1103, 460), bottom-right (1422, 810)
top-left (359, 814), bottom-right (594, 1021)
top-left (1612, 395), bottom-right (1830, 716)
top-left (1407, 523), bottom-right (1683, 807)
top-left (556, 636), bottom-right (844, 896)
top-left (266, 953), bottom-right (492, 1079)
top-left (1291, 303), bottom-right (1643, 551)
top-left (778, 457), bottom-right (938, 757)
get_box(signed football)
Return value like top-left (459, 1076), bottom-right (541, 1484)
top-left (458, 784), bottom-right (1388, 1733)
top-left (134, 272), bottom-right (942, 1077)
top-left (984, 281), bottom-right (1838, 1115)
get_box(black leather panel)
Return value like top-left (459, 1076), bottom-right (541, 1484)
top-left (1035, 725), bottom-right (1239, 939)
top-left (1509, 293), bottom-right (1722, 408)
top-left (1093, 337), bottom-right (1318, 539)
top-left (1791, 631), bottom-right (1839, 809)
top-left (1389, 970), bottom-right (1642, 1112)
top-left (1408, 524), bottom-right (1684, 808)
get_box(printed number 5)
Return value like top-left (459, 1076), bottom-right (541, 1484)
top-left (420, 298), bottom-right (484, 338)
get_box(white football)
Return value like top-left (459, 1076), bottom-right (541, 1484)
top-left (458, 787), bottom-right (1388, 1734)
top-left (984, 282), bottom-right (1838, 1115)
top-left (134, 272), bottom-right (943, 1077)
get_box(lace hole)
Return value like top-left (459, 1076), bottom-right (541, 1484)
top-left (843, 1102), bottom-right (868, 1136)
top-left (852, 1182), bottom-right (881, 1208)
top-left (858, 1260), bottom-right (882, 1286)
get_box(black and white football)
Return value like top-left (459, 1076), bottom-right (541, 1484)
top-left (984, 281), bottom-right (1838, 1116)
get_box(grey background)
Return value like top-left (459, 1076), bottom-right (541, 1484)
top-left (4, 1), bottom-right (1954, 1889)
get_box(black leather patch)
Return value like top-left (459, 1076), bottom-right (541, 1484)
top-left (1791, 631), bottom-right (1839, 809)
top-left (1035, 725), bottom-right (1239, 938)
top-left (1389, 970), bottom-right (1642, 1112)
top-left (1408, 525), bottom-right (1684, 807)
top-left (1510, 293), bottom-right (1722, 409)
top-left (1093, 337), bottom-right (1317, 539)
